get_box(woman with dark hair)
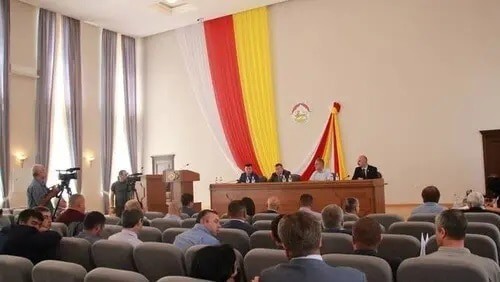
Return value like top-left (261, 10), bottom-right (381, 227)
top-left (241, 197), bottom-right (256, 217)
top-left (191, 244), bottom-right (238, 282)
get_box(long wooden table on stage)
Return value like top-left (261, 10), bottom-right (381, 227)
top-left (210, 179), bottom-right (385, 216)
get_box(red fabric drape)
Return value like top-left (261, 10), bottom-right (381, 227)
top-left (300, 116), bottom-right (333, 180)
top-left (204, 16), bottom-right (262, 175)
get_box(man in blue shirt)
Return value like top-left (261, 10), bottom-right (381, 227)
top-left (411, 186), bottom-right (446, 215)
top-left (27, 164), bottom-right (60, 213)
top-left (173, 209), bottom-right (221, 251)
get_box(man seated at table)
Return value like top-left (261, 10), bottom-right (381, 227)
top-left (411, 186), bottom-right (446, 215)
top-left (298, 194), bottom-right (322, 221)
top-left (173, 209), bottom-right (221, 252)
top-left (56, 194), bottom-right (86, 226)
top-left (263, 196), bottom-right (280, 213)
top-left (269, 163), bottom-right (292, 182)
top-left (352, 155), bottom-right (379, 180)
top-left (222, 200), bottom-right (256, 236)
top-left (309, 158), bottom-right (333, 181)
top-left (321, 204), bottom-right (351, 234)
top-left (237, 164), bottom-right (261, 183)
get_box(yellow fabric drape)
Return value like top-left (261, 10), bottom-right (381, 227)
top-left (233, 7), bottom-right (280, 176)
top-left (322, 115), bottom-right (334, 168)
top-left (333, 111), bottom-right (348, 179)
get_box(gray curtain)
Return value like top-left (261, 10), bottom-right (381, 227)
top-left (35, 9), bottom-right (56, 167)
top-left (62, 16), bottom-right (82, 192)
top-left (121, 36), bottom-right (138, 173)
top-left (0, 0), bottom-right (10, 208)
top-left (101, 30), bottom-right (117, 212)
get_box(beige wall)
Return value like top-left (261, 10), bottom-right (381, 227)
top-left (143, 0), bottom-right (500, 207)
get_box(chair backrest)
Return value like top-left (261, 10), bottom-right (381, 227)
top-left (157, 277), bottom-right (211, 282)
top-left (133, 242), bottom-right (185, 281)
top-left (144, 211), bottom-right (165, 220)
top-left (343, 221), bottom-right (355, 230)
top-left (13, 208), bottom-right (24, 216)
top-left (219, 219), bottom-right (231, 225)
top-left (251, 213), bottom-right (279, 223)
top-left (67, 221), bottom-right (84, 237)
top-left (379, 234), bottom-right (420, 260)
top-left (32, 260), bottom-right (87, 282)
top-left (51, 222), bottom-right (68, 237)
top-left (291, 174), bottom-right (301, 181)
top-left (184, 245), bottom-right (245, 282)
top-left (425, 234), bottom-right (499, 263)
top-left (218, 228), bottom-right (250, 256)
top-left (84, 267), bottom-right (148, 282)
top-left (180, 213), bottom-right (190, 220)
top-left (388, 222), bottom-right (435, 240)
top-left (181, 218), bottom-right (197, 229)
top-left (104, 216), bottom-right (120, 225)
top-left (91, 240), bottom-right (135, 271)
top-left (464, 212), bottom-right (500, 228)
top-left (0, 215), bottom-right (11, 229)
top-left (407, 213), bottom-right (437, 223)
top-left (320, 233), bottom-right (353, 254)
top-left (343, 214), bottom-right (359, 222)
top-left (137, 226), bottom-right (162, 242)
top-left (466, 222), bottom-right (500, 255)
top-left (0, 255), bottom-right (33, 282)
top-left (151, 218), bottom-right (181, 232)
top-left (367, 213), bottom-right (404, 230)
top-left (59, 237), bottom-right (94, 271)
top-left (397, 256), bottom-right (488, 282)
top-left (250, 230), bottom-right (278, 250)
top-left (243, 248), bottom-right (288, 282)
top-left (100, 224), bottom-right (122, 239)
top-left (162, 228), bottom-right (189, 244)
top-left (252, 220), bottom-right (272, 231)
top-left (191, 213), bottom-right (198, 219)
top-left (323, 254), bottom-right (392, 282)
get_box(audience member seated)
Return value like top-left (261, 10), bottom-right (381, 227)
top-left (463, 191), bottom-right (500, 215)
top-left (118, 199), bottom-right (150, 226)
top-left (181, 193), bottom-right (196, 217)
top-left (222, 200), bottom-right (256, 236)
top-left (411, 186), bottom-right (446, 215)
top-left (164, 201), bottom-right (182, 223)
top-left (321, 204), bottom-right (351, 235)
top-left (77, 211), bottom-right (106, 244)
top-left (33, 206), bottom-right (52, 231)
top-left (309, 158), bottom-right (333, 181)
top-left (237, 164), bottom-right (261, 183)
top-left (259, 212), bottom-right (365, 282)
top-left (173, 209), bottom-right (220, 252)
top-left (2, 209), bottom-right (61, 264)
top-left (343, 197), bottom-right (359, 216)
top-left (298, 194), bottom-right (322, 221)
top-left (191, 244), bottom-right (239, 282)
top-left (109, 209), bottom-right (144, 247)
top-left (56, 194), bottom-right (86, 226)
top-left (424, 210), bottom-right (500, 280)
top-left (352, 217), bottom-right (401, 280)
top-left (263, 196), bottom-right (280, 213)
top-left (270, 214), bottom-right (285, 248)
top-left (269, 163), bottom-right (292, 182)
top-left (241, 197), bottom-right (256, 217)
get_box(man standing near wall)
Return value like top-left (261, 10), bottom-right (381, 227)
top-left (27, 164), bottom-right (60, 213)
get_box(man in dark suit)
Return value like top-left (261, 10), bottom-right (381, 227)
top-left (269, 163), bottom-right (292, 182)
top-left (352, 217), bottom-right (401, 280)
top-left (222, 200), bottom-right (256, 236)
top-left (259, 212), bottom-right (365, 282)
top-left (237, 164), bottom-right (261, 183)
top-left (352, 155), bottom-right (379, 180)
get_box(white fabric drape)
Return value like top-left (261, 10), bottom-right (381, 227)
top-left (175, 24), bottom-right (240, 174)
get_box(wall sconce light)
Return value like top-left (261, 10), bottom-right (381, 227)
top-left (85, 154), bottom-right (95, 167)
top-left (15, 152), bottom-right (28, 168)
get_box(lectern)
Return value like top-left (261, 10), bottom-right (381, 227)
top-left (163, 170), bottom-right (202, 212)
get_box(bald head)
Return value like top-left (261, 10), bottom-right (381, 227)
top-left (267, 196), bottom-right (280, 212)
top-left (69, 194), bottom-right (86, 213)
top-left (32, 164), bottom-right (47, 182)
top-left (357, 155), bottom-right (368, 167)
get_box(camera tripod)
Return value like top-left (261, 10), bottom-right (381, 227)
top-left (52, 181), bottom-right (73, 220)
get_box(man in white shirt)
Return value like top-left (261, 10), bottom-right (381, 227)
top-left (298, 194), bottom-right (322, 221)
top-left (309, 158), bottom-right (333, 181)
top-left (108, 209), bottom-right (143, 247)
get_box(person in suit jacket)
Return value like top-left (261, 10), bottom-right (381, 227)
top-left (269, 163), bottom-right (292, 182)
top-left (222, 200), bottom-right (256, 236)
top-left (352, 155), bottom-right (379, 180)
top-left (237, 164), bottom-right (261, 183)
top-left (259, 212), bottom-right (365, 282)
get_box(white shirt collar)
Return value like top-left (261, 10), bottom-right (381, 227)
top-left (292, 254), bottom-right (323, 261)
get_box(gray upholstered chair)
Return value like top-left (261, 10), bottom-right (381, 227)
top-left (59, 237), bottom-right (94, 271)
top-left (343, 221), bottom-right (356, 230)
top-left (91, 240), bottom-right (135, 271)
top-left (84, 268), bottom-right (148, 282)
top-left (323, 254), bottom-right (392, 282)
top-left (157, 277), bottom-right (211, 282)
top-left (151, 218), bottom-right (181, 232)
top-left (100, 224), bottom-right (122, 239)
top-left (243, 248), bottom-right (288, 282)
top-left (343, 213), bottom-right (359, 222)
top-left (50, 222), bottom-right (68, 237)
top-left (250, 230), bottom-right (278, 249)
top-left (466, 222), bottom-right (500, 256)
top-left (407, 213), bottom-right (437, 223)
top-left (162, 228), bottom-right (188, 244)
top-left (0, 255), bottom-right (33, 282)
top-left (104, 215), bottom-right (120, 225)
top-left (218, 228), bottom-right (251, 256)
top-left (138, 226), bottom-right (162, 242)
top-left (320, 233), bottom-right (353, 254)
top-left (425, 234), bottom-right (498, 263)
top-left (464, 212), bottom-right (500, 228)
top-left (191, 213), bottom-right (199, 219)
top-left (133, 242), bottom-right (185, 281)
top-left (181, 218), bottom-right (197, 229)
top-left (378, 234), bottom-right (420, 260)
top-left (397, 257), bottom-right (488, 282)
top-left (144, 211), bottom-right (165, 220)
top-left (252, 220), bottom-right (272, 231)
top-left (184, 245), bottom-right (244, 281)
top-left (367, 214), bottom-right (404, 230)
top-left (32, 260), bottom-right (86, 282)
top-left (251, 213), bottom-right (279, 223)
top-left (180, 213), bottom-right (190, 220)
top-left (388, 222), bottom-right (435, 240)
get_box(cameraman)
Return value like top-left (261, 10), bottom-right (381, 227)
top-left (110, 170), bottom-right (131, 217)
top-left (27, 164), bottom-right (60, 213)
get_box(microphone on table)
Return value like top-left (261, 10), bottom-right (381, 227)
top-left (180, 163), bottom-right (190, 169)
top-left (342, 175), bottom-right (351, 180)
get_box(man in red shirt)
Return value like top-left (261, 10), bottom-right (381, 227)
top-left (56, 194), bottom-right (86, 226)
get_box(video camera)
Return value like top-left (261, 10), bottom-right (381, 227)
top-left (126, 173), bottom-right (142, 191)
top-left (58, 167), bottom-right (80, 183)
